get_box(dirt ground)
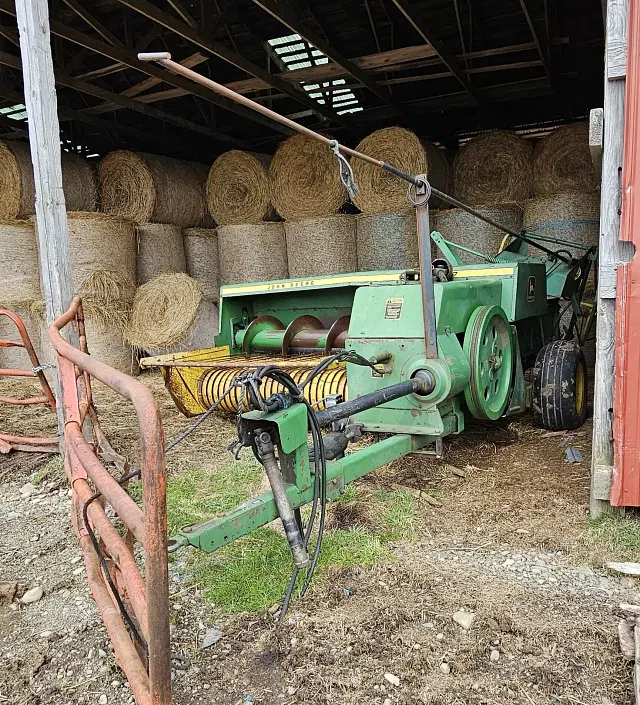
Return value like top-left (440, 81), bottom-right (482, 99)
top-left (0, 373), bottom-right (636, 705)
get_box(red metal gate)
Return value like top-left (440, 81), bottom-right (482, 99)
top-left (612, 0), bottom-right (640, 505)
top-left (49, 298), bottom-right (172, 704)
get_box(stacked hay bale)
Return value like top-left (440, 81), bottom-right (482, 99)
top-left (127, 273), bottom-right (218, 356)
top-left (269, 134), bottom-right (348, 220)
top-left (218, 222), bottom-right (288, 285)
top-left (98, 150), bottom-right (211, 227)
top-left (0, 141), bottom-right (96, 219)
top-left (351, 127), bottom-right (451, 212)
top-left (0, 220), bottom-right (44, 370)
top-left (136, 223), bottom-right (186, 284)
top-left (183, 228), bottom-right (219, 302)
top-left (206, 151), bottom-right (273, 225)
top-left (435, 205), bottom-right (523, 264)
top-left (356, 211), bottom-right (419, 271)
top-left (285, 215), bottom-right (357, 278)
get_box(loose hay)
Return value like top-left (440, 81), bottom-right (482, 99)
top-left (0, 140), bottom-right (96, 220)
top-left (533, 122), bottom-right (599, 196)
top-left (453, 130), bottom-right (533, 205)
top-left (269, 134), bottom-right (347, 220)
top-left (285, 215), bottom-right (357, 278)
top-left (351, 128), bottom-right (451, 212)
top-left (218, 222), bottom-right (288, 285)
top-left (206, 151), bottom-right (272, 225)
top-left (356, 211), bottom-right (419, 271)
top-left (126, 273), bottom-right (204, 350)
top-left (98, 150), bottom-right (211, 227)
top-left (136, 223), bottom-right (186, 284)
top-left (183, 228), bottom-right (219, 302)
top-left (435, 204), bottom-right (523, 264)
top-left (0, 220), bottom-right (41, 304)
top-left (64, 212), bottom-right (137, 292)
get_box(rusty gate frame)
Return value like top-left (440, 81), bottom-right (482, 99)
top-left (49, 297), bottom-right (172, 705)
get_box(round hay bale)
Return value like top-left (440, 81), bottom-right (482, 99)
top-left (0, 220), bottom-right (41, 304)
top-left (206, 151), bottom-right (272, 225)
top-left (83, 316), bottom-right (140, 377)
top-left (285, 215), bottom-right (356, 278)
top-left (533, 123), bottom-right (598, 196)
top-left (183, 228), bottom-right (219, 302)
top-left (350, 128), bottom-right (451, 213)
top-left (98, 150), bottom-right (211, 227)
top-left (269, 134), bottom-right (347, 220)
top-left (126, 273), bottom-right (216, 354)
top-left (64, 212), bottom-right (137, 293)
top-left (218, 222), bottom-right (288, 285)
top-left (453, 131), bottom-right (533, 205)
top-left (356, 211), bottom-right (419, 271)
top-left (0, 140), bottom-right (96, 220)
top-left (136, 223), bottom-right (186, 284)
top-left (435, 204), bottom-right (523, 264)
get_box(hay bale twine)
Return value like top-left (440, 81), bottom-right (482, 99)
top-left (218, 222), bottom-right (288, 285)
top-left (126, 273), bottom-right (217, 355)
top-left (356, 211), bottom-right (419, 271)
top-left (269, 134), bottom-right (347, 220)
top-left (435, 205), bottom-right (523, 264)
top-left (453, 131), bottom-right (533, 205)
top-left (285, 215), bottom-right (357, 278)
top-left (206, 151), bottom-right (272, 225)
top-left (533, 123), bottom-right (598, 196)
top-left (98, 150), bottom-right (211, 227)
top-left (136, 223), bottom-right (186, 284)
top-left (63, 212), bottom-right (137, 293)
top-left (0, 141), bottom-right (96, 220)
top-left (183, 228), bottom-right (219, 302)
top-left (0, 220), bottom-right (41, 304)
top-left (351, 128), bottom-right (451, 213)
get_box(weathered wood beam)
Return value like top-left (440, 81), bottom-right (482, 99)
top-left (122, 52), bottom-right (207, 98)
top-left (250, 0), bottom-right (398, 109)
top-left (0, 48), bottom-right (246, 147)
top-left (0, 21), bottom-right (19, 47)
top-left (389, 0), bottom-right (480, 101)
top-left (517, 0), bottom-right (551, 75)
top-left (167, 0), bottom-right (196, 28)
top-left (61, 0), bottom-right (124, 48)
top-left (76, 62), bottom-right (126, 79)
top-left (0, 0), bottom-right (293, 136)
top-left (114, 0), bottom-right (355, 128)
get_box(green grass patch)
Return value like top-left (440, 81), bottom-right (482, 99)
top-left (189, 525), bottom-right (388, 613)
top-left (31, 456), bottom-right (63, 485)
top-left (587, 512), bottom-right (640, 562)
top-left (375, 489), bottom-right (420, 541)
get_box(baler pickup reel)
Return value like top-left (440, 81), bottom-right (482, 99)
top-left (138, 53), bottom-right (596, 618)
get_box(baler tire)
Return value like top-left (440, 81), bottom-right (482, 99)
top-left (531, 340), bottom-right (588, 431)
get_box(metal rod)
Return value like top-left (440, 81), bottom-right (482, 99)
top-left (314, 375), bottom-right (433, 427)
top-left (138, 52), bottom-right (569, 264)
top-left (415, 195), bottom-right (438, 359)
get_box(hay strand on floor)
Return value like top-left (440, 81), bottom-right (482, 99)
top-left (98, 150), bottom-right (211, 227)
top-left (126, 273), bottom-right (203, 350)
top-left (136, 223), bottom-right (186, 284)
top-left (269, 134), bottom-right (347, 220)
top-left (351, 128), bottom-right (451, 212)
top-left (0, 141), bottom-right (96, 220)
top-left (285, 215), bottom-right (357, 277)
top-left (356, 211), bottom-right (419, 271)
top-left (533, 123), bottom-right (598, 196)
top-left (183, 228), bottom-right (219, 302)
top-left (453, 131), bottom-right (533, 205)
top-left (218, 222), bottom-right (288, 285)
top-left (206, 151), bottom-right (272, 225)
top-left (0, 220), bottom-right (41, 304)
top-left (435, 204), bottom-right (523, 264)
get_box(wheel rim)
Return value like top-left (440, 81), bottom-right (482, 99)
top-left (463, 305), bottom-right (514, 420)
top-left (575, 361), bottom-right (585, 415)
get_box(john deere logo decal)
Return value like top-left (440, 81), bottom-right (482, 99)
top-left (527, 276), bottom-right (536, 301)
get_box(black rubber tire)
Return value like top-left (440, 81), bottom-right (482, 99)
top-left (532, 340), bottom-right (588, 431)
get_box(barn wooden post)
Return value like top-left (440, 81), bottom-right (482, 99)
top-left (591, 0), bottom-right (630, 516)
top-left (14, 0), bottom-right (77, 430)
